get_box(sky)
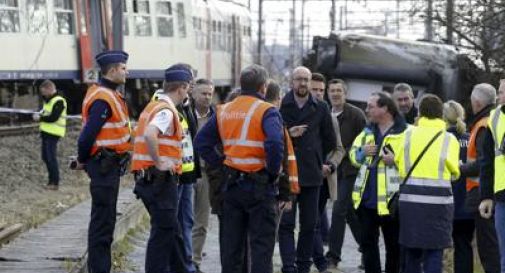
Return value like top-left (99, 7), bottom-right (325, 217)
top-left (249, 0), bottom-right (428, 46)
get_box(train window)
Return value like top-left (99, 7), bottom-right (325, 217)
top-left (134, 0), bottom-right (152, 36)
top-left (212, 20), bottom-right (217, 49)
top-left (26, 0), bottom-right (47, 33)
top-left (176, 2), bottom-right (186, 38)
top-left (227, 23), bottom-right (232, 51)
top-left (156, 0), bottom-right (173, 37)
top-left (54, 0), bottom-right (74, 34)
top-left (219, 22), bottom-right (226, 51)
top-left (122, 0), bottom-right (129, 36)
top-left (0, 0), bottom-right (20, 32)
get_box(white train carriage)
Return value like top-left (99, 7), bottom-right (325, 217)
top-left (0, 0), bottom-right (253, 115)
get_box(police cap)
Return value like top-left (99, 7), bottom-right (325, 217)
top-left (95, 50), bottom-right (129, 68)
top-left (164, 66), bottom-right (193, 83)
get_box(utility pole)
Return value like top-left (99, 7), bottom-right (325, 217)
top-left (396, 0), bottom-right (400, 38)
top-left (339, 6), bottom-right (344, 30)
top-left (290, 0), bottom-right (296, 68)
top-left (330, 0), bottom-right (336, 31)
top-left (446, 0), bottom-right (453, 44)
top-left (258, 0), bottom-right (263, 64)
top-left (425, 0), bottom-right (433, 41)
top-left (301, 0), bottom-right (306, 59)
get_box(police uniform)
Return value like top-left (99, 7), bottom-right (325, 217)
top-left (195, 91), bottom-right (284, 273)
top-left (39, 92), bottom-right (67, 187)
top-left (131, 67), bottom-right (193, 273)
top-left (78, 50), bottom-right (131, 273)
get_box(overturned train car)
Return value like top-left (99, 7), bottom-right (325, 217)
top-left (304, 33), bottom-right (480, 108)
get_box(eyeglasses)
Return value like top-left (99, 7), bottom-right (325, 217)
top-left (294, 78), bottom-right (310, 83)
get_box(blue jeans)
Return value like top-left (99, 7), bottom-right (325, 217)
top-left (403, 248), bottom-right (443, 273)
top-left (41, 133), bottom-right (60, 185)
top-left (172, 183), bottom-right (196, 273)
top-left (494, 201), bottom-right (505, 272)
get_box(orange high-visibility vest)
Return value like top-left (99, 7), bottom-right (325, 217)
top-left (82, 84), bottom-right (131, 156)
top-left (217, 95), bottom-right (274, 173)
top-left (466, 116), bottom-right (489, 191)
top-left (131, 99), bottom-right (183, 173)
top-left (284, 128), bottom-right (300, 194)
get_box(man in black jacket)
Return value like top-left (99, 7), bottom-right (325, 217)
top-left (278, 66), bottom-right (337, 273)
top-left (325, 79), bottom-right (367, 268)
top-left (392, 83), bottom-right (418, 125)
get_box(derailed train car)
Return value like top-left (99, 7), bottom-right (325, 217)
top-left (0, 0), bottom-right (253, 118)
top-left (304, 33), bottom-right (480, 108)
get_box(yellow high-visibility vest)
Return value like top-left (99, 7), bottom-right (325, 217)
top-left (40, 95), bottom-right (67, 137)
top-left (488, 106), bottom-right (505, 193)
top-left (179, 113), bottom-right (195, 173)
top-left (350, 129), bottom-right (403, 216)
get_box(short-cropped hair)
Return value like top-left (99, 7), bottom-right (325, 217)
top-left (419, 94), bottom-right (443, 119)
top-left (328, 79), bottom-right (348, 93)
top-left (240, 64), bottom-right (269, 92)
top-left (311, 73), bottom-right (326, 83)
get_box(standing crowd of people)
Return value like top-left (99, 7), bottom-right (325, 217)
top-left (43, 49), bottom-right (505, 273)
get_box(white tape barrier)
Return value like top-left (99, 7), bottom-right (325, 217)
top-left (0, 107), bottom-right (82, 120)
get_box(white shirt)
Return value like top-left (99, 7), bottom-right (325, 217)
top-left (149, 94), bottom-right (176, 135)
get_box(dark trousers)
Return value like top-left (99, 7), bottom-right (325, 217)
top-left (327, 175), bottom-right (362, 262)
top-left (221, 181), bottom-right (277, 273)
top-left (475, 213), bottom-right (501, 273)
top-left (358, 206), bottom-right (399, 273)
top-left (218, 214), bottom-right (250, 273)
top-left (313, 182), bottom-right (329, 271)
top-left (279, 186), bottom-right (320, 273)
top-left (403, 248), bottom-right (443, 273)
top-left (452, 219), bottom-right (475, 273)
top-left (86, 158), bottom-right (120, 273)
top-left (134, 170), bottom-right (188, 273)
top-left (41, 133), bottom-right (60, 185)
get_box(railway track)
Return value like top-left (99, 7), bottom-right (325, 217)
top-left (0, 121), bottom-right (81, 138)
top-left (0, 124), bottom-right (39, 137)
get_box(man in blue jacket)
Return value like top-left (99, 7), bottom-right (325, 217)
top-left (278, 66), bottom-right (337, 273)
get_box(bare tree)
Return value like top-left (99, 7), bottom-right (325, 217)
top-left (413, 0), bottom-right (505, 72)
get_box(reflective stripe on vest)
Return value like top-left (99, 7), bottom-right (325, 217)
top-left (489, 107), bottom-right (505, 193)
top-left (401, 130), bottom-right (453, 205)
top-left (131, 99), bottom-right (183, 172)
top-left (217, 96), bottom-right (273, 172)
top-left (40, 95), bottom-right (67, 137)
top-left (180, 113), bottom-right (195, 173)
top-left (466, 117), bottom-right (488, 191)
top-left (284, 128), bottom-right (300, 194)
top-left (82, 85), bottom-right (131, 156)
top-left (351, 131), bottom-right (400, 216)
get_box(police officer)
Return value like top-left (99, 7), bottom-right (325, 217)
top-left (195, 64), bottom-right (284, 273)
top-left (33, 79), bottom-right (67, 190)
top-left (152, 64), bottom-right (200, 273)
top-left (74, 51), bottom-right (131, 273)
top-left (132, 66), bottom-right (193, 273)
